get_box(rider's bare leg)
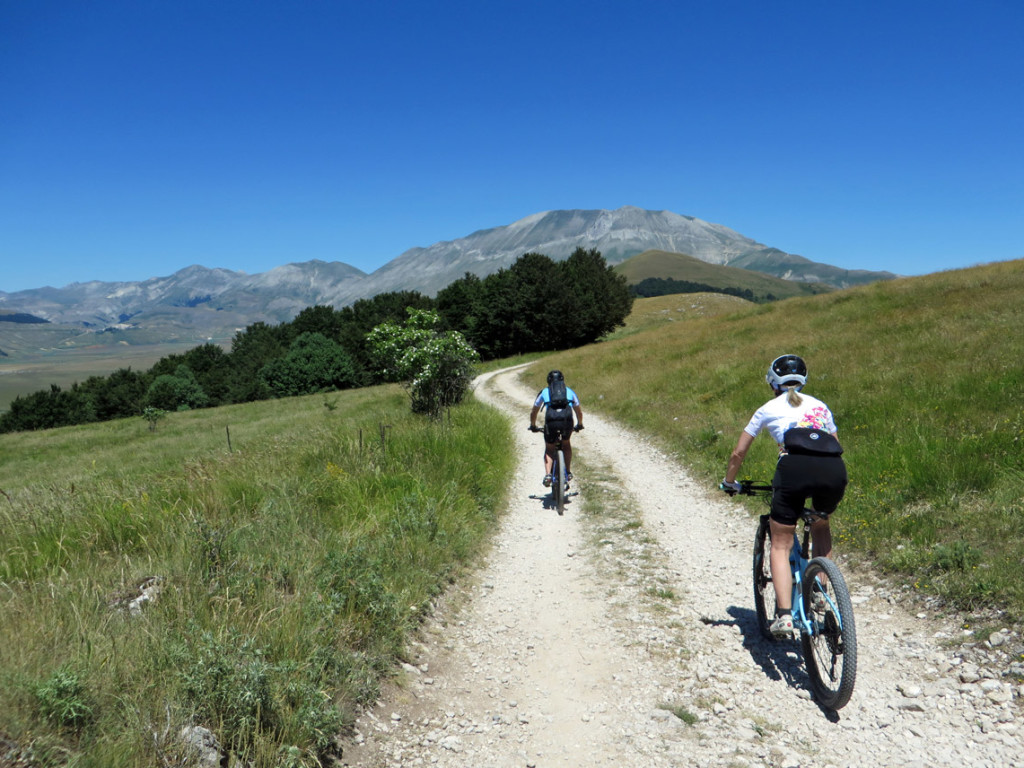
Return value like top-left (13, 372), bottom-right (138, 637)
top-left (769, 519), bottom-right (796, 612)
top-left (809, 517), bottom-right (833, 591)
top-left (543, 443), bottom-right (556, 475)
top-left (810, 517), bottom-right (832, 559)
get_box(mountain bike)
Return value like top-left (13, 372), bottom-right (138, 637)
top-left (723, 480), bottom-right (858, 710)
top-left (529, 424), bottom-right (581, 515)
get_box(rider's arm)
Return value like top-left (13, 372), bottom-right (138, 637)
top-left (530, 405), bottom-right (541, 428)
top-left (572, 404), bottom-right (583, 427)
top-left (724, 431), bottom-right (755, 484)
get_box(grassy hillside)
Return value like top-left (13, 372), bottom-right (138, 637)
top-left (604, 291), bottom-right (756, 339)
top-left (534, 258), bottom-right (1024, 618)
top-left (0, 387), bottom-right (514, 766)
top-left (2, 259), bottom-right (1023, 763)
top-left (614, 249), bottom-right (833, 301)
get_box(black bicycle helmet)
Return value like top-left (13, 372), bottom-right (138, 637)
top-left (766, 354), bottom-right (807, 390)
top-left (547, 370), bottom-right (564, 385)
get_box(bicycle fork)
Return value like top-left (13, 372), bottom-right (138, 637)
top-left (791, 527), bottom-right (843, 638)
top-left (789, 532), bottom-right (810, 631)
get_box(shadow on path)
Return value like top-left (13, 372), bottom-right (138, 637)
top-left (527, 489), bottom-right (578, 512)
top-left (700, 605), bottom-right (842, 721)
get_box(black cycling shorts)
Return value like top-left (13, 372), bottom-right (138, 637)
top-left (770, 453), bottom-right (847, 526)
top-left (543, 416), bottom-right (574, 444)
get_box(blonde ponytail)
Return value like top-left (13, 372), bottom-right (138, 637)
top-left (785, 386), bottom-right (803, 407)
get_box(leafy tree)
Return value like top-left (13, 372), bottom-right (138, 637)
top-left (145, 365), bottom-right (209, 411)
top-left (469, 252), bottom-right (566, 358)
top-left (367, 309), bottom-right (479, 418)
top-left (336, 291), bottom-right (435, 383)
top-left (630, 276), bottom-right (757, 302)
top-left (228, 322), bottom-right (287, 402)
top-left (142, 406), bottom-right (168, 432)
top-left (436, 272), bottom-right (484, 335)
top-left (78, 367), bottom-right (149, 421)
top-left (290, 305), bottom-right (344, 342)
top-left (0, 249), bottom-right (635, 432)
top-left (0, 384), bottom-right (94, 433)
top-left (258, 332), bottom-right (360, 397)
top-left (181, 344), bottom-right (234, 406)
top-left (560, 247), bottom-right (634, 345)
top-left (508, 251), bottom-right (567, 350)
top-left (469, 267), bottom-right (518, 359)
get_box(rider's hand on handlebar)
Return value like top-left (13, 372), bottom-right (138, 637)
top-left (573, 424), bottom-right (583, 432)
top-left (720, 478), bottom-right (742, 496)
top-left (528, 425), bottom-right (541, 432)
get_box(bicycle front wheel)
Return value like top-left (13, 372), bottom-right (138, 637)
top-left (554, 449), bottom-right (566, 515)
top-left (801, 557), bottom-right (857, 710)
top-left (752, 515), bottom-right (776, 641)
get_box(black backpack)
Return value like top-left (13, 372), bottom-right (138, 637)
top-left (544, 380), bottom-right (574, 432)
top-left (548, 379), bottom-right (569, 409)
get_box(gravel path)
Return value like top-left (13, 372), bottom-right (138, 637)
top-left (341, 365), bottom-right (1023, 768)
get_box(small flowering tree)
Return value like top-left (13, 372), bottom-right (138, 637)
top-left (367, 309), bottom-right (480, 418)
top-left (142, 406), bottom-right (167, 432)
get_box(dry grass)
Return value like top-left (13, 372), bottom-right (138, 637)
top-left (530, 259), bottom-right (1024, 617)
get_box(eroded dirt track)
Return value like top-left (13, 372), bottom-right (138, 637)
top-left (342, 365), bottom-right (1023, 768)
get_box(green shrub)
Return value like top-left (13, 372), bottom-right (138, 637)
top-left (35, 667), bottom-right (93, 733)
top-left (175, 630), bottom-right (275, 750)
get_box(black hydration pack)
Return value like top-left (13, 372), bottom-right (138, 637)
top-left (544, 379), bottom-right (574, 434)
top-left (783, 427), bottom-right (843, 456)
top-left (548, 379), bottom-right (569, 409)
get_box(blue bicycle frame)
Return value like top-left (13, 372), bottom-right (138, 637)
top-left (787, 515), bottom-right (843, 638)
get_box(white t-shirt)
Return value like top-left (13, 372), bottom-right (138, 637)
top-left (743, 391), bottom-right (837, 447)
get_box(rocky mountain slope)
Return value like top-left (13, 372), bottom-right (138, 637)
top-left (346, 206), bottom-right (894, 299)
top-left (0, 207), bottom-right (895, 347)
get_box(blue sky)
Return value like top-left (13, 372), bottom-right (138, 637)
top-left (2, 0), bottom-right (1022, 292)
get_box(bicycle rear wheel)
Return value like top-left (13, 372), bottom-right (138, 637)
top-left (752, 515), bottom-right (776, 641)
top-left (801, 557), bottom-right (857, 710)
top-left (554, 449), bottom-right (566, 515)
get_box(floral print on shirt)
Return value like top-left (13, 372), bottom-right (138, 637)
top-left (796, 406), bottom-right (831, 430)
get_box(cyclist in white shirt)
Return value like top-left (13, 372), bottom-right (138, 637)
top-left (722, 355), bottom-right (847, 638)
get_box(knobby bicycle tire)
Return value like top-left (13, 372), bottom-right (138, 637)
top-left (752, 515), bottom-right (777, 641)
top-left (800, 557), bottom-right (858, 710)
top-left (554, 449), bottom-right (567, 515)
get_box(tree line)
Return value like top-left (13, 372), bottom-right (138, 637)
top-left (0, 248), bottom-right (633, 433)
top-left (630, 276), bottom-right (775, 303)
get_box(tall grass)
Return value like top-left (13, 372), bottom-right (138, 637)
top-left (3, 259), bottom-right (1023, 762)
top-left (532, 260), bottom-right (1024, 617)
top-left (0, 386), bottom-right (513, 766)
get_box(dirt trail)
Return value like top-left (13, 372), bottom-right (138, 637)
top-left (342, 365), bottom-right (1022, 768)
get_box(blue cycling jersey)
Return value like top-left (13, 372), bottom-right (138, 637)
top-left (534, 386), bottom-right (580, 409)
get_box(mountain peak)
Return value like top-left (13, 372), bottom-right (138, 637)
top-left (0, 207), bottom-right (895, 345)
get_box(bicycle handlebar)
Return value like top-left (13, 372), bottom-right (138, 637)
top-left (720, 479), bottom-right (773, 496)
top-left (721, 480), bottom-right (833, 522)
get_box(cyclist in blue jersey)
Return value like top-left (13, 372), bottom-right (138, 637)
top-left (722, 354), bottom-right (847, 638)
top-left (529, 370), bottom-right (584, 487)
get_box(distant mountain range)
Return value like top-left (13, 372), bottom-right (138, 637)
top-left (0, 207), bottom-right (896, 350)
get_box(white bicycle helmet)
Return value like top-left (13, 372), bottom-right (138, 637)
top-left (766, 354), bottom-right (807, 390)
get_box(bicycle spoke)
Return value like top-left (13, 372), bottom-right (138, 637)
top-left (752, 516), bottom-right (776, 641)
top-left (800, 558), bottom-right (857, 709)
